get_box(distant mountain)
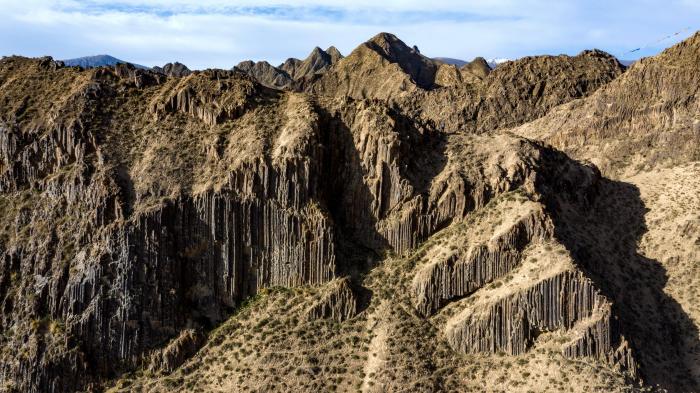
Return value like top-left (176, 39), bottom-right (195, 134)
top-left (433, 57), bottom-right (468, 67)
top-left (486, 58), bottom-right (512, 68)
top-left (61, 54), bottom-right (148, 69)
top-left (435, 57), bottom-right (512, 69)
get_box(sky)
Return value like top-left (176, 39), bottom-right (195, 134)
top-left (1, 0), bottom-right (698, 70)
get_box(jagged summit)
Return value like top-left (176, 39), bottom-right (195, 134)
top-left (325, 45), bottom-right (343, 62)
top-left (234, 59), bottom-right (292, 89)
top-left (461, 56), bottom-right (491, 78)
top-left (233, 33), bottom-right (627, 105)
top-left (362, 32), bottom-right (437, 88)
top-left (304, 32), bottom-right (441, 99)
top-left (280, 45), bottom-right (342, 80)
top-left (236, 45), bottom-right (343, 89)
top-left (152, 61), bottom-right (192, 77)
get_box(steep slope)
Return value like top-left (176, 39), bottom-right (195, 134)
top-left (506, 31), bottom-right (700, 392)
top-left (402, 49), bottom-right (625, 134)
top-left (0, 57), bottom-right (339, 391)
top-left (0, 54), bottom-right (641, 393)
top-left (511, 32), bottom-right (700, 177)
top-left (109, 134), bottom-right (639, 393)
top-left (630, 164), bottom-right (700, 387)
top-left (307, 32), bottom-right (439, 100)
top-left (461, 57), bottom-right (491, 79)
top-left (307, 33), bottom-right (623, 132)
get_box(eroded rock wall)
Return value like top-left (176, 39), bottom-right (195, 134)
top-left (413, 205), bottom-right (553, 316)
top-left (444, 269), bottom-right (636, 374)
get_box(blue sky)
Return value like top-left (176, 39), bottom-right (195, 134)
top-left (1, 0), bottom-right (698, 69)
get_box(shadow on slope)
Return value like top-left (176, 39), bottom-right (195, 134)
top-left (315, 101), bottom-right (448, 313)
top-left (541, 157), bottom-right (700, 392)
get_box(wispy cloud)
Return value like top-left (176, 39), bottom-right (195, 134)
top-left (55, 2), bottom-right (518, 24)
top-left (1, 0), bottom-right (697, 69)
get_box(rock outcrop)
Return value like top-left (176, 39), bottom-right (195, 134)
top-left (461, 57), bottom-right (491, 79)
top-left (152, 62), bottom-right (192, 77)
top-left (307, 33), bottom-right (438, 100)
top-left (150, 69), bottom-right (266, 126)
top-left (306, 277), bottom-right (357, 322)
top-left (236, 46), bottom-right (343, 90)
top-left (280, 46), bottom-right (343, 80)
top-left (148, 329), bottom-right (205, 374)
top-left (402, 49), bottom-right (625, 133)
top-left (413, 201), bottom-right (553, 316)
top-left (234, 60), bottom-right (293, 90)
top-left (1, 31), bottom-right (699, 393)
top-left (443, 249), bottom-right (636, 375)
top-left (0, 59), bottom-right (338, 391)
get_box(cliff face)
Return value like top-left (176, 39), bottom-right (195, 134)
top-left (0, 31), bottom-right (698, 393)
top-left (0, 58), bottom-right (341, 391)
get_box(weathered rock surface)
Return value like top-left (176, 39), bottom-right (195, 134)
top-left (306, 277), bottom-right (357, 322)
top-left (307, 33), bottom-right (438, 100)
top-left (461, 57), bottom-right (491, 79)
top-left (234, 60), bottom-right (293, 90)
top-left (399, 48), bottom-right (625, 134)
top-left (512, 32), bottom-right (700, 177)
top-left (148, 329), bottom-right (205, 374)
top-left (280, 46), bottom-right (343, 80)
top-left (152, 62), bottom-right (192, 77)
top-left (150, 69), bottom-right (267, 126)
top-left (443, 247), bottom-right (635, 375)
top-left (236, 46), bottom-right (343, 90)
top-left (0, 30), bottom-right (698, 393)
top-left (0, 59), bottom-right (338, 391)
top-left (413, 201), bottom-right (553, 316)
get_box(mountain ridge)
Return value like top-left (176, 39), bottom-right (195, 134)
top-left (0, 31), bottom-right (697, 393)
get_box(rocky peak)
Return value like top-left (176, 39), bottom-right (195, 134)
top-left (280, 57), bottom-right (301, 70)
top-left (363, 32), bottom-right (437, 88)
top-left (325, 46), bottom-right (343, 63)
top-left (307, 46), bottom-right (326, 58)
top-left (280, 46), bottom-right (343, 81)
top-left (461, 56), bottom-right (491, 79)
top-left (234, 60), bottom-right (256, 72)
top-left (153, 62), bottom-right (192, 77)
top-left (234, 60), bottom-right (293, 89)
top-left (237, 45), bottom-right (343, 90)
top-left (305, 32), bottom-right (441, 100)
top-left (365, 32), bottom-right (408, 54)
